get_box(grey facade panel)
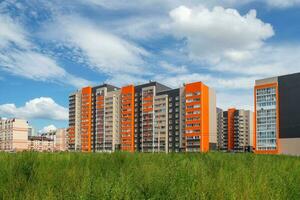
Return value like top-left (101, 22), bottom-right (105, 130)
top-left (278, 72), bottom-right (300, 138)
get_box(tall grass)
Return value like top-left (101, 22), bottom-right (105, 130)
top-left (0, 152), bottom-right (299, 199)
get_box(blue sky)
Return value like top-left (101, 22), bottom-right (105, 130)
top-left (0, 0), bottom-right (300, 132)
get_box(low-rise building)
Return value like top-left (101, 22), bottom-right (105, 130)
top-left (0, 118), bottom-right (29, 152)
top-left (28, 136), bottom-right (54, 152)
top-left (40, 128), bottom-right (68, 151)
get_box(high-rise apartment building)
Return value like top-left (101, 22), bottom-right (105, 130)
top-left (68, 81), bottom-right (216, 153)
top-left (68, 84), bottom-right (120, 152)
top-left (219, 109), bottom-right (253, 152)
top-left (254, 72), bottom-right (300, 155)
top-left (216, 108), bottom-right (223, 150)
top-left (131, 82), bottom-right (171, 152)
top-left (68, 90), bottom-right (81, 151)
top-left (0, 118), bottom-right (29, 152)
top-left (181, 82), bottom-right (217, 152)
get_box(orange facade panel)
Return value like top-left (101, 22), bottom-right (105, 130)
top-left (121, 85), bottom-right (135, 152)
top-left (227, 108), bottom-right (236, 151)
top-left (68, 126), bottom-right (75, 144)
top-left (185, 82), bottom-right (210, 152)
top-left (81, 86), bottom-right (92, 152)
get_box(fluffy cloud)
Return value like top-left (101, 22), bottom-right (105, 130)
top-left (165, 6), bottom-right (274, 63)
top-left (213, 45), bottom-right (300, 77)
top-left (0, 97), bottom-right (68, 121)
top-left (39, 124), bottom-right (57, 133)
top-left (0, 13), bottom-right (91, 88)
top-left (44, 16), bottom-right (149, 75)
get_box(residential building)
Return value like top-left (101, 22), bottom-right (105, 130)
top-left (28, 126), bottom-right (37, 136)
top-left (254, 72), bottom-right (300, 155)
top-left (181, 82), bottom-right (216, 152)
top-left (68, 90), bottom-right (81, 151)
top-left (28, 136), bottom-right (54, 152)
top-left (0, 118), bottom-right (29, 152)
top-left (68, 81), bottom-right (216, 153)
top-left (216, 108), bottom-right (223, 150)
top-left (131, 81), bottom-right (171, 153)
top-left (219, 109), bottom-right (253, 152)
top-left (158, 89), bottom-right (181, 153)
top-left (69, 84), bottom-right (120, 152)
top-left (41, 128), bottom-right (68, 151)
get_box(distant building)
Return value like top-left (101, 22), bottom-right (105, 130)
top-left (40, 128), bottom-right (68, 152)
top-left (28, 126), bottom-right (37, 136)
top-left (254, 72), bottom-right (300, 155)
top-left (216, 108), bottom-right (223, 150)
top-left (28, 136), bottom-right (54, 152)
top-left (0, 118), bottom-right (29, 152)
top-left (219, 109), bottom-right (253, 152)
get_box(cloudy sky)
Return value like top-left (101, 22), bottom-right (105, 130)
top-left (0, 0), bottom-right (300, 131)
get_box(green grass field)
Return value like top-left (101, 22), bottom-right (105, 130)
top-left (0, 152), bottom-right (299, 200)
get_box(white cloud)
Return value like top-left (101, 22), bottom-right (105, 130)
top-left (0, 50), bottom-right (92, 88)
top-left (0, 13), bottom-right (91, 88)
top-left (213, 45), bottom-right (300, 77)
top-left (165, 6), bottom-right (274, 63)
top-left (0, 97), bottom-right (68, 121)
top-left (154, 73), bottom-right (255, 90)
top-left (265, 0), bottom-right (300, 8)
top-left (39, 124), bottom-right (57, 133)
top-left (0, 14), bottom-right (30, 48)
top-left (80, 0), bottom-right (300, 10)
top-left (44, 16), bottom-right (149, 75)
top-left (159, 61), bottom-right (188, 74)
top-left (217, 91), bottom-right (253, 111)
top-left (105, 73), bottom-right (147, 87)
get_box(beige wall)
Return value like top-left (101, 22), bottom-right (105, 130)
top-left (28, 139), bottom-right (54, 152)
top-left (209, 88), bottom-right (217, 145)
top-left (55, 128), bottom-right (67, 151)
top-left (255, 77), bottom-right (278, 86)
top-left (75, 91), bottom-right (82, 151)
top-left (280, 138), bottom-right (300, 156)
top-left (0, 119), bottom-right (29, 152)
top-left (105, 90), bottom-right (121, 151)
top-left (154, 94), bottom-right (168, 153)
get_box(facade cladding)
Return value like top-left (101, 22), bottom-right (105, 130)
top-left (157, 89), bottom-right (181, 152)
top-left (68, 81), bottom-right (217, 153)
top-left (219, 109), bottom-right (253, 152)
top-left (255, 72), bottom-right (300, 155)
top-left (216, 108), bottom-right (223, 150)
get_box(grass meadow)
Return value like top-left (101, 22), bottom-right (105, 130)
top-left (0, 152), bottom-right (299, 200)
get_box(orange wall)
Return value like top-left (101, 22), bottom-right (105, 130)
top-left (227, 108), bottom-right (236, 151)
top-left (121, 85), bottom-right (135, 152)
top-left (254, 83), bottom-right (279, 154)
top-left (68, 126), bottom-right (75, 146)
top-left (185, 82), bottom-right (210, 152)
top-left (81, 87), bottom-right (92, 152)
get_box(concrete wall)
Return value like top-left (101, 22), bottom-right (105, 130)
top-left (280, 138), bottom-right (300, 155)
top-left (209, 88), bottom-right (217, 147)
